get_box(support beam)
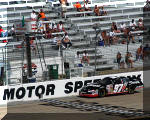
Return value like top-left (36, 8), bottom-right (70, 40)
top-left (25, 33), bottom-right (32, 78)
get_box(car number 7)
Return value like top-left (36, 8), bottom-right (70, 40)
top-left (113, 84), bottom-right (123, 93)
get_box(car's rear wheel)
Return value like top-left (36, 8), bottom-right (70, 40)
top-left (98, 89), bottom-right (106, 97)
top-left (128, 86), bottom-right (135, 94)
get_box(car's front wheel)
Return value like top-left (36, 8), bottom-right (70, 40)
top-left (98, 89), bottom-right (106, 97)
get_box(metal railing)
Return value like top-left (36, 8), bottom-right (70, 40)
top-left (47, 0), bottom-right (146, 8)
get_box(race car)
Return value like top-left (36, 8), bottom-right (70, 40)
top-left (79, 75), bottom-right (143, 97)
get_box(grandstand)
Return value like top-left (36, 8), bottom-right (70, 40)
top-left (0, 0), bottom-right (149, 85)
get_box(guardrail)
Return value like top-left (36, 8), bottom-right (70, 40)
top-left (47, 0), bottom-right (146, 9)
top-left (65, 7), bottom-right (143, 19)
top-left (0, 29), bottom-right (146, 50)
top-left (70, 10), bottom-right (146, 23)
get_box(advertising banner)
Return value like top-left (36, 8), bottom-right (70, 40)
top-left (0, 71), bottom-right (143, 105)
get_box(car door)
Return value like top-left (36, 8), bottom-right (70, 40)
top-left (105, 78), bottom-right (114, 94)
top-left (113, 78), bottom-right (124, 93)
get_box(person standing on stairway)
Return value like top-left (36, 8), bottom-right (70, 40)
top-left (60, 0), bottom-right (67, 18)
top-left (62, 33), bottom-right (72, 49)
top-left (81, 50), bottom-right (90, 66)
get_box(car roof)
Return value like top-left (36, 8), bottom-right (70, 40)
top-left (86, 84), bottom-right (100, 87)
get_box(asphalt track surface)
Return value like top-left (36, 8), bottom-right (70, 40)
top-left (1, 89), bottom-right (150, 120)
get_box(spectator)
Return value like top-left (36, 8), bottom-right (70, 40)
top-left (138, 18), bottom-right (144, 30)
top-left (116, 52), bottom-right (121, 67)
top-left (49, 21), bottom-right (57, 33)
top-left (81, 50), bottom-right (90, 66)
top-left (120, 57), bottom-right (125, 69)
top-left (84, 0), bottom-right (90, 3)
top-left (51, 36), bottom-right (61, 50)
top-left (100, 6), bottom-right (107, 16)
top-left (109, 29), bottom-right (115, 45)
top-left (113, 26), bottom-right (121, 44)
top-left (31, 10), bottom-right (37, 20)
top-left (120, 22), bottom-right (126, 32)
top-left (147, 0), bottom-right (150, 4)
top-left (111, 22), bottom-right (117, 31)
top-left (45, 30), bottom-right (52, 39)
top-left (84, 0), bottom-right (91, 11)
top-left (52, 36), bottom-right (59, 44)
top-left (124, 28), bottom-right (135, 43)
top-left (136, 45), bottom-right (143, 61)
top-left (0, 26), bottom-right (8, 37)
top-left (37, 19), bottom-right (45, 33)
top-left (130, 19), bottom-right (137, 31)
top-left (113, 25), bottom-right (121, 33)
top-left (45, 24), bottom-right (52, 39)
top-left (60, 0), bottom-right (67, 17)
top-left (37, 13), bottom-right (41, 21)
top-left (75, 51), bottom-right (83, 67)
top-left (144, 0), bottom-right (150, 11)
top-left (99, 33), bottom-right (104, 46)
top-left (9, 24), bottom-right (15, 36)
top-left (76, 51), bottom-right (81, 59)
top-left (45, 21), bottom-right (58, 39)
top-left (125, 52), bottom-right (134, 68)
top-left (116, 52), bottom-right (125, 69)
top-left (65, 0), bottom-right (69, 6)
top-left (39, 9), bottom-right (47, 21)
top-left (62, 33), bottom-right (72, 49)
top-left (74, 2), bottom-right (84, 12)
top-left (101, 30), bottom-right (110, 46)
top-left (57, 21), bottom-right (66, 32)
top-left (94, 5), bottom-right (101, 16)
top-left (137, 34), bottom-right (143, 43)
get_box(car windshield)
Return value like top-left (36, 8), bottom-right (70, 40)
top-left (121, 77), bottom-right (129, 83)
top-left (99, 77), bottom-right (112, 85)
